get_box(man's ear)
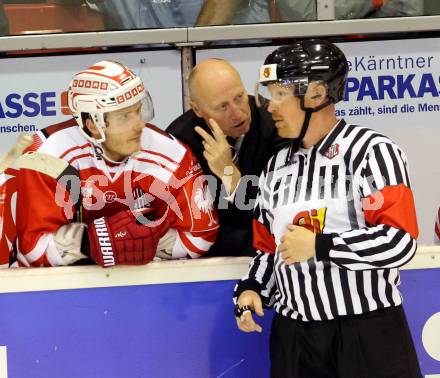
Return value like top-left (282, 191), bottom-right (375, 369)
top-left (190, 100), bottom-right (203, 119)
top-left (84, 117), bottom-right (98, 138)
top-left (307, 82), bottom-right (328, 105)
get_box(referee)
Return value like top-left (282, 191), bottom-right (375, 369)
top-left (234, 40), bottom-right (422, 378)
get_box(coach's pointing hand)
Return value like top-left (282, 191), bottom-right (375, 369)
top-left (195, 118), bottom-right (241, 194)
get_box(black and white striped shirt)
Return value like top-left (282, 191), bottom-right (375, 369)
top-left (234, 119), bottom-right (418, 321)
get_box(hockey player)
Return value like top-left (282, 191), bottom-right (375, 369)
top-left (435, 207), bottom-right (440, 244)
top-left (234, 40), bottom-right (421, 377)
top-left (13, 60), bottom-right (218, 267)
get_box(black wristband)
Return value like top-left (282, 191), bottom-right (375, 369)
top-left (234, 304), bottom-right (254, 318)
top-left (235, 278), bottom-right (262, 299)
top-left (315, 233), bottom-right (334, 261)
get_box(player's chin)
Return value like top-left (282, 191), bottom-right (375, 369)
top-left (130, 138), bottom-right (141, 147)
top-left (125, 142), bottom-right (141, 156)
top-left (276, 127), bottom-right (291, 139)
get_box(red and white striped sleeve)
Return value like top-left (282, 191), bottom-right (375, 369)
top-left (316, 142), bottom-right (418, 270)
top-left (167, 148), bottom-right (218, 258)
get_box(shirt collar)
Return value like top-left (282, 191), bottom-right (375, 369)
top-left (317, 118), bottom-right (347, 156)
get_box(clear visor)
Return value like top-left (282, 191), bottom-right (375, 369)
top-left (76, 90), bottom-right (155, 145)
top-left (103, 95), bottom-right (154, 131)
top-left (141, 90), bottom-right (154, 123)
top-left (255, 77), bottom-right (309, 108)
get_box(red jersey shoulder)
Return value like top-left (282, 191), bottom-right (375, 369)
top-left (140, 124), bottom-right (189, 166)
top-left (41, 118), bottom-right (78, 139)
top-left (136, 124), bottom-right (202, 184)
top-left (145, 123), bottom-right (173, 139)
top-left (32, 120), bottom-right (91, 159)
top-left (24, 119), bottom-right (78, 153)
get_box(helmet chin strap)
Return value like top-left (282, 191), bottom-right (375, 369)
top-left (285, 97), bottom-right (332, 165)
top-left (94, 141), bottom-right (142, 165)
top-left (96, 143), bottom-right (126, 165)
top-left (80, 115), bottom-right (129, 164)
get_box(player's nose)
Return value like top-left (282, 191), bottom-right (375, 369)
top-left (267, 101), bottom-right (278, 114)
top-left (134, 118), bottom-right (145, 131)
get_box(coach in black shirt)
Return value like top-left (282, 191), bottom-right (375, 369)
top-left (167, 58), bottom-right (286, 257)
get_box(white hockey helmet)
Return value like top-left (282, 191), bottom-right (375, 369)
top-left (67, 60), bottom-right (154, 143)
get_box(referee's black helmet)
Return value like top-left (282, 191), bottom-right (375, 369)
top-left (258, 39), bottom-right (348, 104)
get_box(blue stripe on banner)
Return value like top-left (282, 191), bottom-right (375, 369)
top-left (0, 281), bottom-right (273, 378)
top-left (0, 269), bottom-right (438, 377)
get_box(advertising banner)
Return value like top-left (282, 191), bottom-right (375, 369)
top-left (197, 38), bottom-right (440, 245)
top-left (0, 270), bottom-right (438, 377)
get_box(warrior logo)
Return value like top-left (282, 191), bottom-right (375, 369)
top-left (324, 144), bottom-right (339, 160)
top-left (194, 185), bottom-right (216, 226)
top-left (104, 190), bottom-right (117, 203)
top-left (93, 217), bottom-right (115, 267)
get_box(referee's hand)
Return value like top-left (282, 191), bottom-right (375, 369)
top-left (279, 224), bottom-right (316, 264)
top-left (236, 290), bottom-right (264, 333)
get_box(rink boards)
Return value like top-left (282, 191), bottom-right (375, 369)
top-left (0, 250), bottom-right (438, 378)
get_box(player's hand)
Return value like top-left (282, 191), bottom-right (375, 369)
top-left (236, 290), bottom-right (264, 333)
top-left (194, 118), bottom-right (240, 179)
top-left (279, 225), bottom-right (316, 265)
top-left (87, 209), bottom-right (170, 267)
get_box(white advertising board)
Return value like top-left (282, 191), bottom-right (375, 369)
top-left (0, 49), bottom-right (183, 150)
top-left (197, 38), bottom-right (440, 244)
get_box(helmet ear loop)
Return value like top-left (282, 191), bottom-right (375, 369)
top-left (286, 97), bottom-right (313, 165)
top-left (93, 113), bottom-right (107, 144)
top-left (80, 113), bottom-right (106, 144)
top-left (286, 93), bottom-right (333, 164)
top-left (300, 89), bottom-right (331, 113)
top-left (304, 81), bottom-right (333, 113)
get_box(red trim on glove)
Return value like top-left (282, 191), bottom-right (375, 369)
top-left (362, 184), bottom-right (418, 239)
top-left (372, 0), bottom-right (383, 10)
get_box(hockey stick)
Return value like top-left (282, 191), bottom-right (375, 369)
top-left (16, 151), bottom-right (76, 180)
top-left (0, 134), bottom-right (34, 174)
top-left (17, 151), bottom-right (82, 220)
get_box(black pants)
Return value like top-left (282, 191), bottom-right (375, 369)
top-left (270, 306), bottom-right (422, 378)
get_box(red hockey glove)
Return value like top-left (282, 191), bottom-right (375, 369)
top-left (87, 210), bottom-right (170, 267)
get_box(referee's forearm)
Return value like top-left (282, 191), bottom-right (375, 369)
top-left (316, 225), bottom-right (417, 270)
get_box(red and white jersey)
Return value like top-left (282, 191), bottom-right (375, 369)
top-left (14, 119), bottom-right (218, 267)
top-left (435, 207), bottom-right (440, 244)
